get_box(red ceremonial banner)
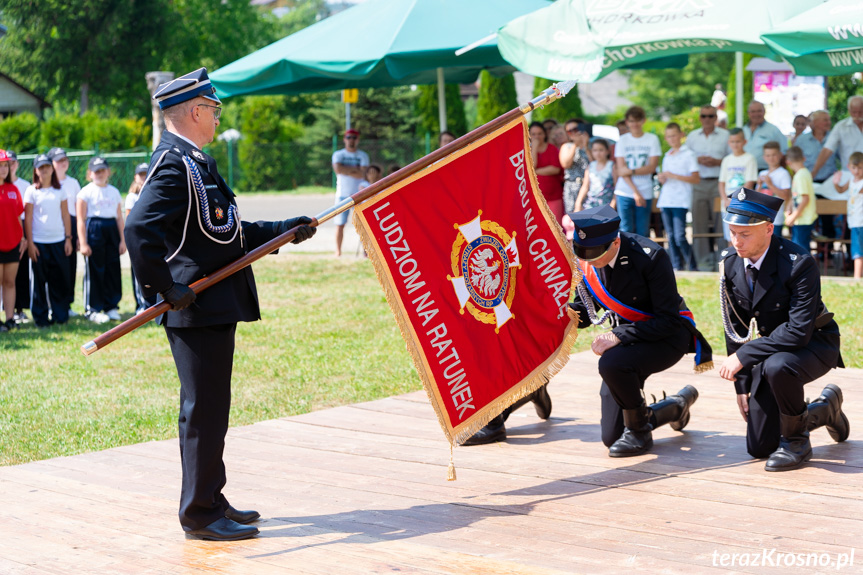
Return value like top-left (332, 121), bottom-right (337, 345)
top-left (354, 118), bottom-right (579, 445)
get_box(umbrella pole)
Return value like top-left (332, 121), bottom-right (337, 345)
top-left (80, 81), bottom-right (576, 356)
top-left (437, 67), bottom-right (447, 133)
top-left (735, 51), bottom-right (744, 128)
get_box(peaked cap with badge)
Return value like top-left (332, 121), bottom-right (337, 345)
top-left (153, 68), bottom-right (222, 110)
top-left (567, 205), bottom-right (620, 261)
top-left (724, 187), bottom-right (784, 226)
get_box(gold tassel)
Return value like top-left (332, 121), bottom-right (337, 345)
top-left (694, 360), bottom-right (714, 374)
top-left (447, 443), bottom-right (457, 481)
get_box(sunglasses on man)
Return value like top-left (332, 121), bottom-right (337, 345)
top-left (700, 113), bottom-right (716, 119)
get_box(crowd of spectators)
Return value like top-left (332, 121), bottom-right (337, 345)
top-left (4, 96), bottom-right (863, 329)
top-left (0, 147), bottom-right (149, 330)
top-left (529, 95), bottom-right (863, 278)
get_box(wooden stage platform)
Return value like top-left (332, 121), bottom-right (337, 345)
top-left (1, 351), bottom-right (861, 574)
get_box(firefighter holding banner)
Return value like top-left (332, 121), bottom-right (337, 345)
top-left (125, 68), bottom-right (317, 540)
top-left (568, 205), bottom-right (711, 457)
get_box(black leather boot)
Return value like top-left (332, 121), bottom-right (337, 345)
top-left (649, 385), bottom-right (699, 432)
top-left (806, 383), bottom-right (850, 443)
top-left (609, 404), bottom-right (653, 457)
top-left (765, 410), bottom-right (812, 472)
top-left (531, 384), bottom-right (552, 420)
top-left (461, 414), bottom-right (506, 446)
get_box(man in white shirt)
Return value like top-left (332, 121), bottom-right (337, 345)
top-left (331, 129), bottom-right (369, 257)
top-left (812, 96), bottom-right (863, 177)
top-left (686, 105), bottom-right (730, 269)
top-left (743, 101), bottom-right (787, 171)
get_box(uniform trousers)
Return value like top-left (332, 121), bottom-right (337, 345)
top-left (67, 215), bottom-right (78, 306)
top-left (165, 323), bottom-right (236, 531)
top-left (83, 217), bottom-right (121, 313)
top-left (691, 178), bottom-right (720, 267)
top-left (597, 326), bottom-right (690, 447)
top-left (15, 249), bottom-right (30, 311)
top-left (29, 241), bottom-right (71, 326)
top-left (740, 329), bottom-right (840, 459)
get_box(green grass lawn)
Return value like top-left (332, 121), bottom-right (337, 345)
top-left (1, 257), bottom-right (861, 466)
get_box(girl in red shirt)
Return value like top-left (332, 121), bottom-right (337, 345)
top-left (0, 150), bottom-right (25, 331)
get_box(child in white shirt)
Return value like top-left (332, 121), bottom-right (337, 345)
top-left (76, 157), bottom-right (125, 323)
top-left (757, 141), bottom-right (792, 236)
top-left (834, 151), bottom-right (863, 279)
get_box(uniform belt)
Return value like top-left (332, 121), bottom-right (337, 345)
top-left (700, 177), bottom-right (719, 180)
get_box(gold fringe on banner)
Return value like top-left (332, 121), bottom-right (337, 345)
top-left (352, 117), bottom-right (582, 478)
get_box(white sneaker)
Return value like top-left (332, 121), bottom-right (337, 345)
top-left (88, 311), bottom-right (110, 324)
top-left (106, 308), bottom-right (121, 321)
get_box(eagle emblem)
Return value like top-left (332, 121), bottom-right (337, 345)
top-left (737, 189), bottom-right (746, 200)
top-left (790, 253), bottom-right (798, 261)
top-left (578, 228), bottom-right (587, 240)
top-left (448, 212), bottom-right (520, 332)
top-left (191, 149), bottom-right (206, 161)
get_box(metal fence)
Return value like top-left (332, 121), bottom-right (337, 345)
top-left (16, 149), bottom-right (151, 194)
top-left (15, 136), bottom-right (434, 194)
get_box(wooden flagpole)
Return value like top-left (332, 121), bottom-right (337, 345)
top-left (80, 81), bottom-right (577, 356)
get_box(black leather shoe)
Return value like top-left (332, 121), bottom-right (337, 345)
top-left (807, 383), bottom-right (850, 443)
top-left (462, 415), bottom-right (506, 446)
top-left (531, 384), bottom-right (552, 420)
top-left (609, 404), bottom-right (654, 458)
top-left (650, 385), bottom-right (699, 432)
top-left (225, 506), bottom-right (261, 524)
top-left (185, 517), bottom-right (259, 541)
top-left (765, 411), bottom-right (812, 472)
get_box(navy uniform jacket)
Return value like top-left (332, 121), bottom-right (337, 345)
top-left (721, 235), bottom-right (842, 394)
top-left (571, 232), bottom-right (695, 351)
top-left (125, 131), bottom-right (281, 328)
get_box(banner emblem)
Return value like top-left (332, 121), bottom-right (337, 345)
top-left (449, 212), bottom-right (521, 332)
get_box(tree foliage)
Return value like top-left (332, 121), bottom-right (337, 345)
top-left (531, 77), bottom-right (584, 123)
top-left (269, 0), bottom-right (327, 39)
top-left (0, 0), bottom-right (281, 116)
top-left (476, 71), bottom-right (517, 126)
top-left (158, 0), bottom-right (279, 80)
top-left (0, 113), bottom-right (41, 153)
top-left (0, 0), bottom-right (168, 115)
top-left (827, 75), bottom-right (863, 123)
top-left (626, 53), bottom-right (735, 118)
top-left (415, 84), bottom-right (467, 138)
top-left (238, 96), bottom-right (305, 191)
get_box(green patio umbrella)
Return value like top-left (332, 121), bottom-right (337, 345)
top-left (761, 0), bottom-right (863, 76)
top-left (497, 0), bottom-right (823, 83)
top-left (209, 0), bottom-right (550, 131)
